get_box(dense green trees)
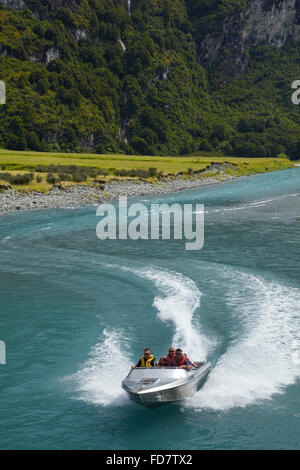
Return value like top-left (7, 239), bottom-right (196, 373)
top-left (0, 0), bottom-right (300, 158)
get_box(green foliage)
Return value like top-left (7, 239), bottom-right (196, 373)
top-left (288, 141), bottom-right (300, 160)
top-left (46, 173), bottom-right (61, 184)
top-left (113, 167), bottom-right (159, 178)
top-left (0, 171), bottom-right (34, 184)
top-left (27, 131), bottom-right (41, 151)
top-left (186, 0), bottom-right (247, 37)
top-left (0, 0), bottom-right (300, 157)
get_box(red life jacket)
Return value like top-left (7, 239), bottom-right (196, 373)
top-left (171, 356), bottom-right (186, 367)
top-left (166, 354), bottom-right (175, 365)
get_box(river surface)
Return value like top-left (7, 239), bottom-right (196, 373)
top-left (0, 168), bottom-right (299, 450)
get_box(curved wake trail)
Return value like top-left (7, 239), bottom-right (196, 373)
top-left (186, 272), bottom-right (300, 411)
top-left (70, 264), bottom-right (210, 406)
top-left (69, 262), bottom-right (300, 412)
top-left (134, 267), bottom-right (211, 361)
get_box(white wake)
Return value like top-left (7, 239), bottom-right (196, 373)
top-left (70, 265), bottom-right (210, 406)
top-left (70, 329), bottom-right (132, 406)
top-left (185, 272), bottom-right (300, 411)
top-left (134, 267), bottom-right (211, 360)
top-left (69, 263), bottom-right (300, 412)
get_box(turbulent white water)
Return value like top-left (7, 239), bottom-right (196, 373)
top-left (134, 267), bottom-right (211, 360)
top-left (186, 272), bottom-right (300, 411)
top-left (71, 265), bottom-right (210, 406)
top-left (71, 260), bottom-right (300, 411)
top-left (139, 266), bottom-right (300, 411)
top-left (70, 329), bottom-right (132, 406)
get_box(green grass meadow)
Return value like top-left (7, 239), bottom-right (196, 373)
top-left (0, 149), bottom-right (296, 193)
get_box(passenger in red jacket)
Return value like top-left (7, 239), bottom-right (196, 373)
top-left (169, 349), bottom-right (198, 370)
top-left (165, 346), bottom-right (176, 365)
top-left (158, 346), bottom-right (175, 366)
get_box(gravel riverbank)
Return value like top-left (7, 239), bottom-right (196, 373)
top-left (0, 171), bottom-right (235, 214)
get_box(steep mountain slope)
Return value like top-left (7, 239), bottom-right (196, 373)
top-left (0, 0), bottom-right (300, 157)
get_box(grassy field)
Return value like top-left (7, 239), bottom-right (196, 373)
top-left (0, 149), bottom-right (296, 193)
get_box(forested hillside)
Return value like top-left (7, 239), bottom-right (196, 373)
top-left (0, 0), bottom-right (300, 158)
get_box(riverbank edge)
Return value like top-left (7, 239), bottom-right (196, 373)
top-left (0, 162), bottom-right (297, 215)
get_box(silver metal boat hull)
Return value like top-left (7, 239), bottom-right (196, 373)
top-left (122, 362), bottom-right (211, 407)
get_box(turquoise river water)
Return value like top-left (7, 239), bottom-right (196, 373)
top-left (0, 167), bottom-right (300, 449)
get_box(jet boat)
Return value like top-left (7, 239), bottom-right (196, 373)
top-left (121, 361), bottom-right (211, 407)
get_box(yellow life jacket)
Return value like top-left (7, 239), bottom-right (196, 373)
top-left (140, 355), bottom-right (155, 367)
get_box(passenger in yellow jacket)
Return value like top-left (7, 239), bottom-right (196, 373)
top-left (132, 348), bottom-right (156, 368)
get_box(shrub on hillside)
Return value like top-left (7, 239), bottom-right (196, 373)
top-left (46, 173), bottom-right (60, 185)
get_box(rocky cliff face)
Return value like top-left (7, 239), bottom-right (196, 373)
top-left (198, 0), bottom-right (300, 84)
